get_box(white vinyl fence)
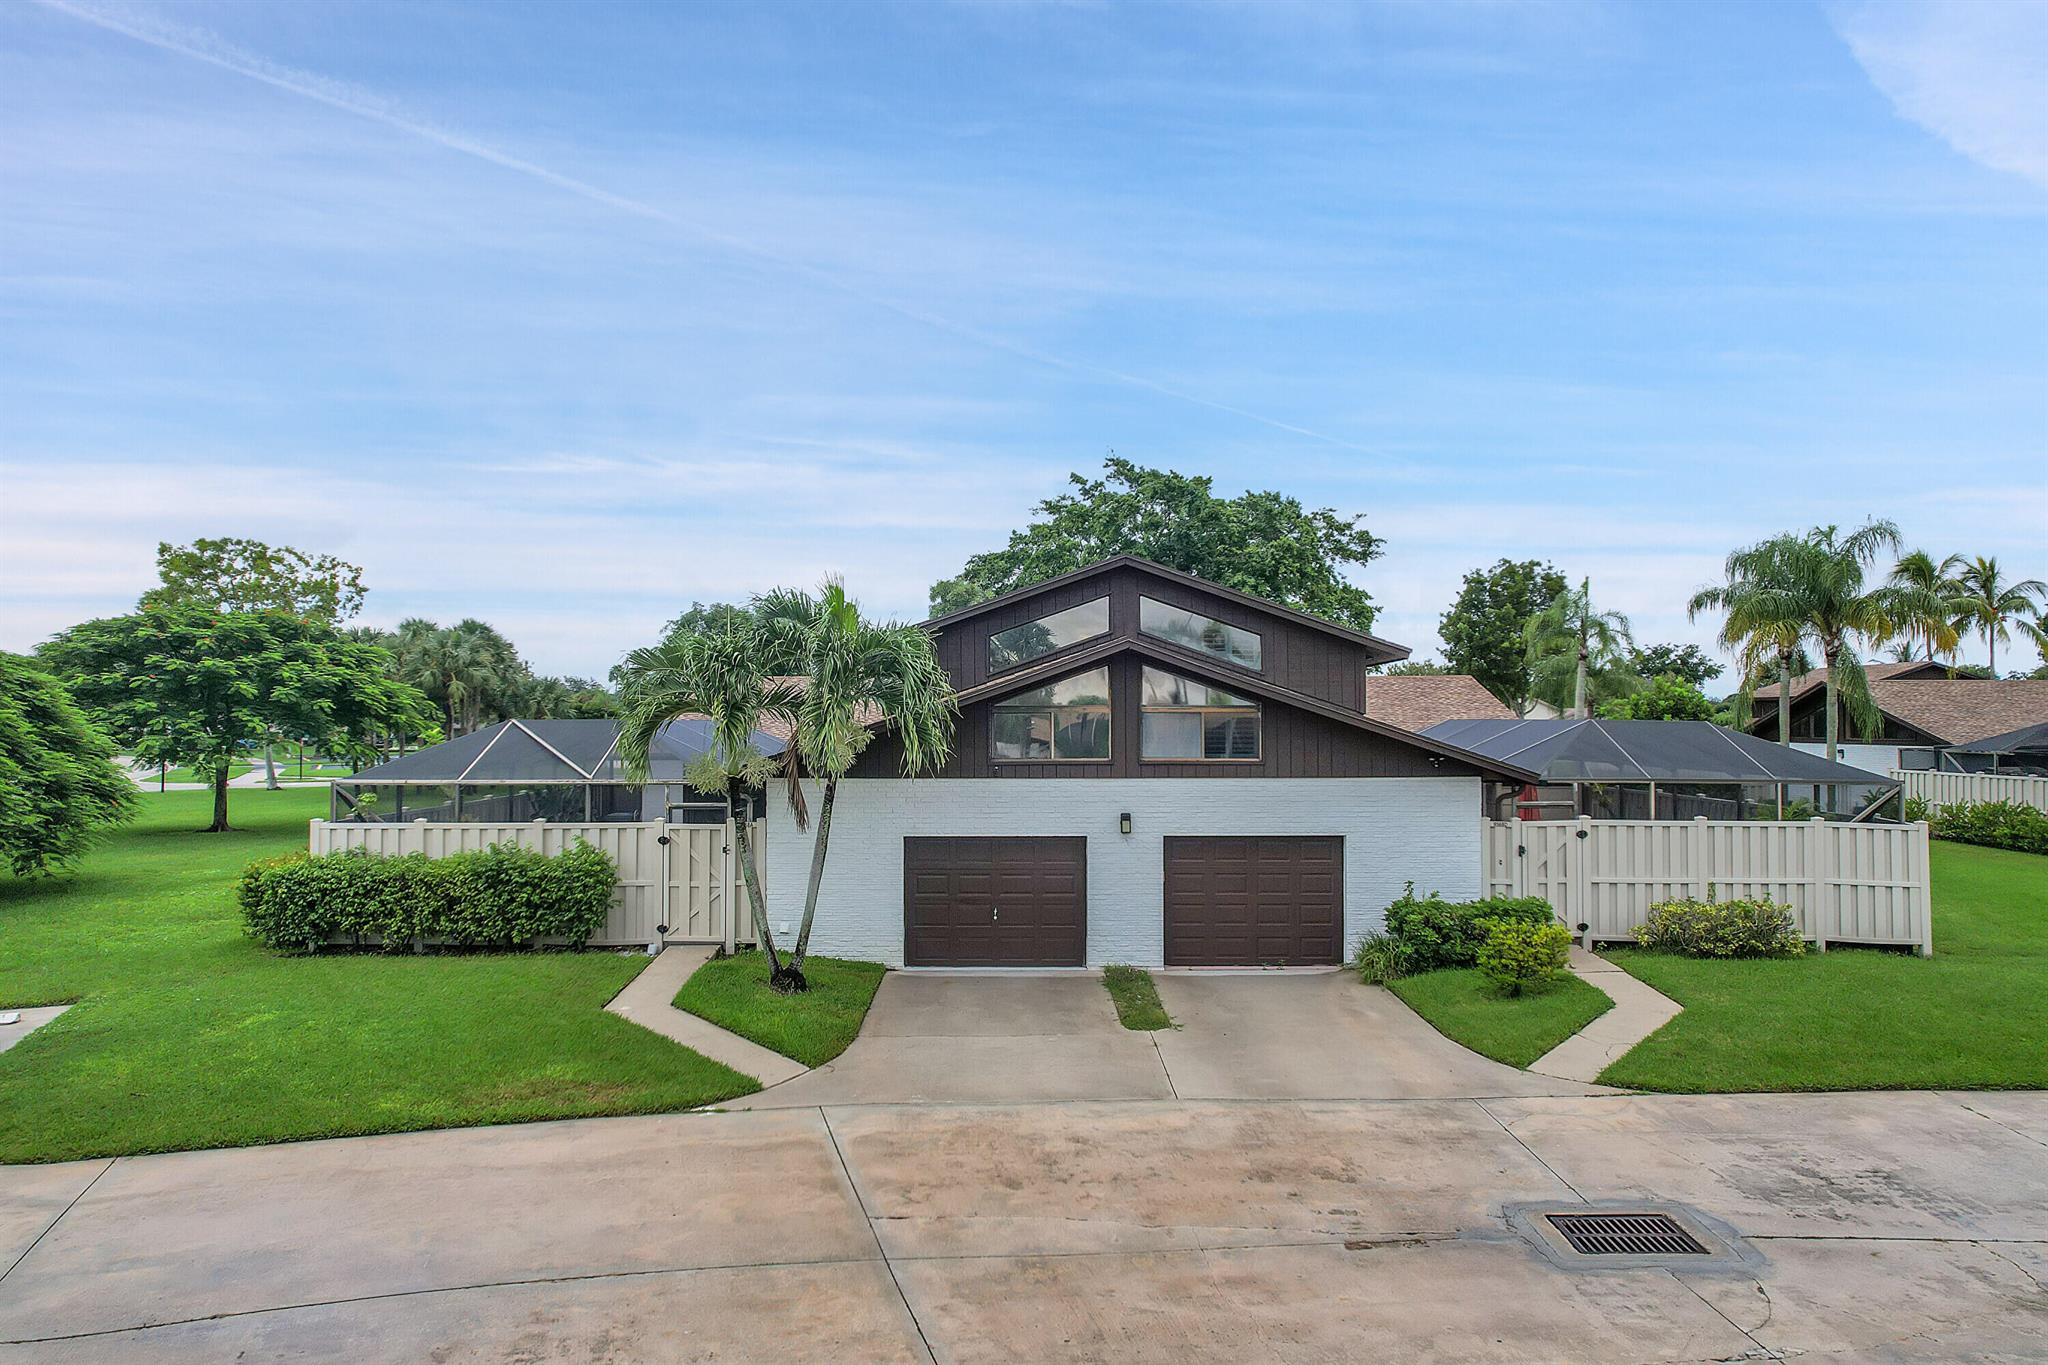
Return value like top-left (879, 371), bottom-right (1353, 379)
top-left (308, 819), bottom-right (764, 949)
top-left (1483, 815), bottom-right (1933, 955)
top-left (1893, 769), bottom-right (2048, 816)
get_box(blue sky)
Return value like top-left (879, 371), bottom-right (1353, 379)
top-left (3, 0), bottom-right (2044, 679)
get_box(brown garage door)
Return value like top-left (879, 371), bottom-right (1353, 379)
top-left (1163, 836), bottom-right (1343, 966)
top-left (904, 837), bottom-right (1087, 967)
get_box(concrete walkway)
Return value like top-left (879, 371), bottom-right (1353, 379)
top-left (747, 969), bottom-right (1604, 1109)
top-left (1529, 947), bottom-right (1684, 1083)
top-left (604, 946), bottom-right (809, 1087)
top-left (3, 1090), bottom-right (2044, 1360)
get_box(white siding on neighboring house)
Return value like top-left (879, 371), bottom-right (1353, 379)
top-left (1789, 741), bottom-right (1932, 776)
top-left (762, 777), bottom-right (1483, 968)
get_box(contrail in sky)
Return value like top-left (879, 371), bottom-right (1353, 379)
top-left (34, 0), bottom-right (1385, 455)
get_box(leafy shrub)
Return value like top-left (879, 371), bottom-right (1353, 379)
top-left (1382, 882), bottom-right (1558, 972)
top-left (1352, 931), bottom-right (1411, 985)
top-left (240, 842), bottom-right (617, 953)
top-left (1902, 795), bottom-right (1931, 824)
top-left (1929, 800), bottom-right (2048, 856)
top-left (1476, 918), bottom-right (1572, 996)
top-left (1633, 896), bottom-right (1805, 959)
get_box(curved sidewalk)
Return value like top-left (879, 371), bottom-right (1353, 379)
top-left (1527, 947), bottom-right (1681, 1083)
top-left (604, 946), bottom-right (809, 1088)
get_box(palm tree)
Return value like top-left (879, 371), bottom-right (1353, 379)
top-left (1691, 533), bottom-right (1811, 747)
top-left (1733, 521), bottom-right (1950, 764)
top-left (616, 622), bottom-right (804, 987)
top-left (1885, 551), bottom-right (1963, 663)
top-left (1942, 555), bottom-right (2046, 677)
top-left (754, 581), bottom-right (956, 986)
top-left (1525, 578), bottom-right (1636, 718)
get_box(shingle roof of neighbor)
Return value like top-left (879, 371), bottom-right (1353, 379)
top-left (1868, 679), bottom-right (2048, 745)
top-left (1364, 674), bottom-right (1515, 732)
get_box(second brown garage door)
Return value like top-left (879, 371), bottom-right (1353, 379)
top-left (904, 837), bottom-right (1087, 966)
top-left (1163, 836), bottom-right (1343, 966)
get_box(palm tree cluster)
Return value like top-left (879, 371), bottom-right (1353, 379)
top-left (1524, 577), bottom-right (1638, 718)
top-left (616, 579), bottom-right (955, 994)
top-left (1688, 521), bottom-right (2041, 762)
top-left (350, 618), bottom-right (615, 739)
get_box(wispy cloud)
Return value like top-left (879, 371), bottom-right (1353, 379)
top-left (26, 0), bottom-right (1403, 457)
top-left (1832, 0), bottom-right (2048, 188)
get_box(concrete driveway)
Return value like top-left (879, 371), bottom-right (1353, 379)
top-left (3, 1091), bottom-right (2044, 1361)
top-left (746, 969), bottom-right (1602, 1108)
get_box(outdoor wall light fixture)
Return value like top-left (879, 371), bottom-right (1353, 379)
top-left (1119, 811), bottom-right (1133, 835)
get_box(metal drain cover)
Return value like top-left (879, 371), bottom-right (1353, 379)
top-left (1544, 1211), bottom-right (1709, 1256)
top-left (1506, 1201), bottom-right (1762, 1274)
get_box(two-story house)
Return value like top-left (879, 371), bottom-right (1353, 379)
top-left (767, 556), bottom-right (1536, 969)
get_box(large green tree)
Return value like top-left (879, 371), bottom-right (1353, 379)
top-left (143, 538), bottom-right (369, 787)
top-left (755, 581), bottom-right (956, 989)
top-left (1942, 554), bottom-right (2045, 677)
top-left (1437, 559), bottom-right (1567, 713)
top-left (1628, 643), bottom-right (1723, 691)
top-left (1596, 674), bottom-right (1715, 722)
top-left (1525, 578), bottom-right (1638, 718)
top-left (1885, 551), bottom-right (1964, 662)
top-left (928, 459), bottom-right (1384, 631)
top-left (1691, 534), bottom-right (1812, 744)
top-left (1703, 522), bottom-right (1948, 763)
top-left (42, 606), bottom-right (436, 832)
top-left (141, 537), bottom-right (367, 621)
top-left (0, 654), bottom-right (137, 876)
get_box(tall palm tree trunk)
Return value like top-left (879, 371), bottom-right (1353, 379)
top-left (1573, 638), bottom-right (1588, 718)
top-left (791, 777), bottom-right (837, 972)
top-left (1821, 643), bottom-right (1841, 765)
top-left (1777, 648), bottom-right (1793, 746)
top-left (727, 782), bottom-right (785, 979)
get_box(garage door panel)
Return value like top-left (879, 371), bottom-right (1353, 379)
top-left (905, 837), bottom-right (1086, 967)
top-left (1164, 836), bottom-right (1343, 967)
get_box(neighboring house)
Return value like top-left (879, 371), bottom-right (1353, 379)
top-left (1363, 674), bottom-right (1515, 732)
top-left (1424, 717), bottom-right (1900, 821)
top-left (766, 556), bottom-right (1535, 969)
top-left (1746, 661), bottom-right (2048, 775)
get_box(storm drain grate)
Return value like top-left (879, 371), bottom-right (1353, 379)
top-left (1542, 1212), bottom-right (1710, 1257)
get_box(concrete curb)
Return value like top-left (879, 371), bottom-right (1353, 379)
top-left (604, 946), bottom-right (811, 1087)
top-left (1525, 946), bottom-right (1682, 1083)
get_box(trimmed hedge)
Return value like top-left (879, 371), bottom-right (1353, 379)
top-left (239, 842), bottom-right (617, 953)
top-left (1928, 800), bottom-right (2048, 856)
top-left (1381, 883), bottom-right (1558, 973)
top-left (1632, 896), bottom-right (1805, 959)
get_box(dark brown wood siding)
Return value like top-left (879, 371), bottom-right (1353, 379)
top-left (940, 562), bottom-right (1369, 711)
top-left (854, 653), bottom-right (1481, 779)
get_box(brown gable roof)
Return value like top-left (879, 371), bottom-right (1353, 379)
top-left (919, 554), bottom-right (1410, 665)
top-left (1365, 675), bottom-right (1515, 733)
top-left (1765, 660), bottom-right (1938, 706)
top-left (1867, 679), bottom-right (2048, 745)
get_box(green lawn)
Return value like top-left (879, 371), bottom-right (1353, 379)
top-left (1598, 841), bottom-right (2048, 1092)
top-left (674, 951), bottom-right (886, 1067)
top-left (0, 790), bottom-right (757, 1164)
top-left (1102, 965), bottom-right (1174, 1030)
top-left (1390, 969), bottom-right (1611, 1067)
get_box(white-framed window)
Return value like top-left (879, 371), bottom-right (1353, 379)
top-left (1140, 666), bottom-right (1260, 760)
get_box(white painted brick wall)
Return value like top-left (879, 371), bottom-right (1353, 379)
top-left (762, 778), bottom-right (1482, 967)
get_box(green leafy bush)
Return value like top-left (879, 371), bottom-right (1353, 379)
top-left (1929, 800), bottom-right (2048, 856)
top-left (1902, 795), bottom-right (1931, 824)
top-left (239, 842), bottom-right (616, 953)
top-left (1352, 931), bottom-right (1411, 985)
top-left (1633, 896), bottom-right (1805, 959)
top-left (1382, 882), bottom-right (1558, 972)
top-left (1476, 918), bottom-right (1572, 996)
